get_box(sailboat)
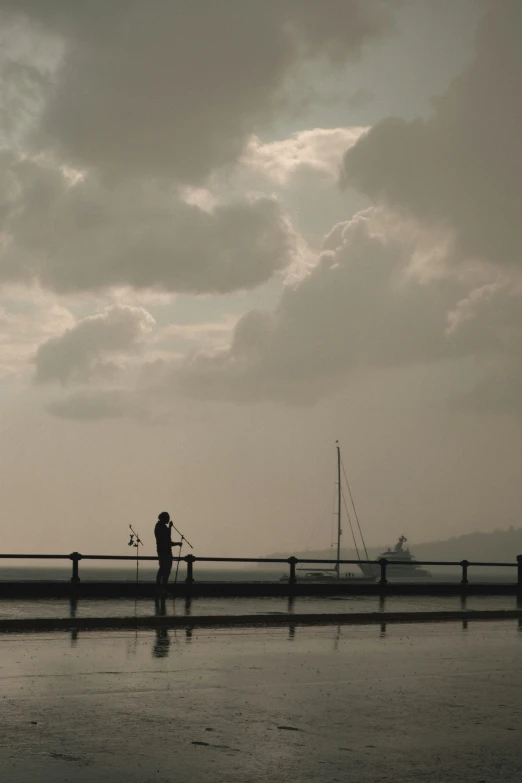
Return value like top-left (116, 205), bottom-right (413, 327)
top-left (285, 442), bottom-right (376, 583)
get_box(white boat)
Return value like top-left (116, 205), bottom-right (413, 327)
top-left (359, 536), bottom-right (431, 579)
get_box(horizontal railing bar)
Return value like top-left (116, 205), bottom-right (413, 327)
top-left (80, 555), bottom-right (158, 561)
top-left (466, 562), bottom-right (517, 567)
top-left (0, 554), bottom-right (71, 559)
top-left (185, 557), bottom-right (294, 563)
top-left (0, 554), bottom-right (518, 567)
top-left (267, 559), bottom-right (515, 567)
top-left (0, 553), bottom-right (517, 568)
top-left (81, 556), bottom-right (288, 563)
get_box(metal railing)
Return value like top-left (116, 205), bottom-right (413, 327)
top-left (0, 553), bottom-right (521, 587)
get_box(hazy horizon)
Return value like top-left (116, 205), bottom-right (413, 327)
top-left (0, 1), bottom-right (521, 559)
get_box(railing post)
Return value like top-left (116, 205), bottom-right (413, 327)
top-left (185, 554), bottom-right (195, 584)
top-left (379, 558), bottom-right (388, 586)
top-left (70, 552), bottom-right (81, 583)
top-left (460, 559), bottom-right (469, 586)
top-left (288, 556), bottom-right (297, 584)
top-left (517, 555), bottom-right (522, 591)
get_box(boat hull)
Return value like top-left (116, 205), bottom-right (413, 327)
top-left (280, 572), bottom-right (376, 583)
top-left (359, 563), bottom-right (431, 578)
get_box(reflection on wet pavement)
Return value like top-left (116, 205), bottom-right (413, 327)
top-left (1, 592), bottom-right (521, 622)
top-left (1, 622), bottom-right (521, 782)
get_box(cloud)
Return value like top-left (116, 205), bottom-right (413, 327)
top-left (34, 304), bottom-right (154, 385)
top-left (1, 0), bottom-right (392, 183)
top-left (46, 389), bottom-right (143, 421)
top-left (39, 208), bottom-right (522, 418)
top-left (171, 211), bottom-right (522, 405)
top-left (9, 0), bottom-right (521, 422)
top-left (340, 0), bottom-right (522, 270)
top-left (0, 292), bottom-right (73, 378)
top-left (172, 214), bottom-right (455, 403)
top-left (240, 127), bottom-right (367, 187)
top-left (180, 125), bottom-right (368, 256)
top-left (156, 316), bottom-right (238, 352)
top-left (0, 154), bottom-right (299, 294)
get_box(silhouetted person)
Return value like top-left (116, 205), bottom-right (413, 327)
top-left (155, 511), bottom-right (182, 589)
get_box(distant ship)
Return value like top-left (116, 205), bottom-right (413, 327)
top-left (359, 536), bottom-right (431, 579)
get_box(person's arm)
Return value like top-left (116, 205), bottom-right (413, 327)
top-left (168, 521), bottom-right (182, 547)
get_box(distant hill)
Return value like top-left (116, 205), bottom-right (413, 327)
top-left (261, 527), bottom-right (522, 566)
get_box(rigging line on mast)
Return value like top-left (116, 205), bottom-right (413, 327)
top-left (340, 485), bottom-right (361, 562)
top-left (329, 475), bottom-right (337, 551)
top-left (340, 456), bottom-right (371, 564)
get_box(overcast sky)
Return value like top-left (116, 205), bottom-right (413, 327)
top-left (0, 0), bottom-right (521, 559)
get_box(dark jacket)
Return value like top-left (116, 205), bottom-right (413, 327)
top-left (154, 521), bottom-right (172, 556)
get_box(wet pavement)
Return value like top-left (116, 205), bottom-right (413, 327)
top-left (0, 592), bottom-right (521, 621)
top-left (1, 620), bottom-right (521, 782)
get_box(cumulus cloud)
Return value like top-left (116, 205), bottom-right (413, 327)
top-left (341, 0), bottom-right (522, 271)
top-left (0, 154), bottom-right (298, 294)
top-left (0, 2), bottom-right (383, 300)
top-left (8, 0), bottom-right (521, 421)
top-left (335, 0), bottom-right (522, 414)
top-left (38, 208), bottom-right (522, 416)
top-left (172, 212), bottom-right (522, 405)
top-left (181, 125), bottom-right (368, 256)
top-left (172, 214), bottom-right (455, 403)
top-left (34, 304), bottom-right (154, 385)
top-left (0, 0), bottom-right (392, 182)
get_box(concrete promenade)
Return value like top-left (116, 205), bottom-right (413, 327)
top-left (1, 620), bottom-right (521, 782)
top-left (0, 608), bottom-right (522, 632)
top-left (0, 577), bottom-right (520, 599)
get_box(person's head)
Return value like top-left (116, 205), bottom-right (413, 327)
top-left (158, 511), bottom-right (170, 524)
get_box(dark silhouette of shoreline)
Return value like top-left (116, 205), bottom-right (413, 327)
top-left (262, 526), bottom-right (522, 565)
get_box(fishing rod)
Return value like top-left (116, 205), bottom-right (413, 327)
top-left (128, 525), bottom-right (143, 583)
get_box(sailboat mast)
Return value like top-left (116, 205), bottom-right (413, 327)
top-left (336, 441), bottom-right (341, 577)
